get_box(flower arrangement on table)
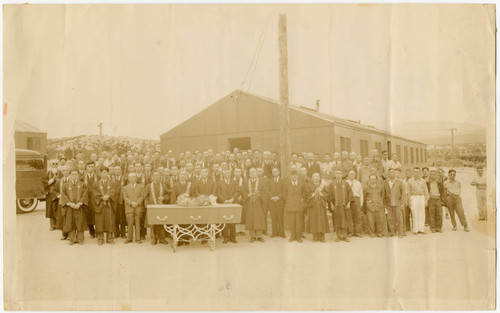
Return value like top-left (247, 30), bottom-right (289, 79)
top-left (176, 194), bottom-right (218, 207)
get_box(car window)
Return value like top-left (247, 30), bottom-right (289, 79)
top-left (16, 159), bottom-right (44, 171)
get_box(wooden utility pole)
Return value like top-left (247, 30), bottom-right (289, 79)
top-left (97, 122), bottom-right (103, 154)
top-left (450, 128), bottom-right (457, 150)
top-left (278, 14), bottom-right (291, 178)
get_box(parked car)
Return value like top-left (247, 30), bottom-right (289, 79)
top-left (16, 149), bottom-right (46, 213)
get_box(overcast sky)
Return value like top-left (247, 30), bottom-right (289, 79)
top-left (4, 4), bottom-right (495, 140)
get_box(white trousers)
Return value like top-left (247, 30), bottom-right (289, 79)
top-left (410, 195), bottom-right (425, 233)
top-left (476, 189), bottom-right (487, 219)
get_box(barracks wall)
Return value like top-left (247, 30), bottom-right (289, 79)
top-left (160, 91), bottom-right (426, 167)
top-left (161, 126), bottom-right (335, 156)
top-left (333, 124), bottom-right (427, 166)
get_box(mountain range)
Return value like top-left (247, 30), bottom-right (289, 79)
top-left (392, 120), bottom-right (486, 145)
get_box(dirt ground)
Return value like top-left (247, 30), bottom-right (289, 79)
top-left (7, 168), bottom-right (496, 310)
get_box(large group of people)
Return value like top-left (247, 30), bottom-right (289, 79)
top-left (42, 147), bottom-right (487, 246)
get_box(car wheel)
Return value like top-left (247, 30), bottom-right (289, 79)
top-left (16, 198), bottom-right (38, 214)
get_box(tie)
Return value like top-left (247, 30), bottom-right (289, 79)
top-left (275, 178), bottom-right (278, 183)
top-left (204, 180), bottom-right (207, 184)
top-left (226, 180), bottom-right (230, 185)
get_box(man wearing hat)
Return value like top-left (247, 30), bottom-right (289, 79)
top-left (59, 157), bottom-right (67, 168)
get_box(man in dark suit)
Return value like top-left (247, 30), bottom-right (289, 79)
top-left (144, 171), bottom-right (168, 245)
top-left (170, 171), bottom-right (192, 204)
top-left (328, 170), bottom-right (354, 242)
top-left (83, 162), bottom-right (98, 238)
top-left (122, 173), bottom-right (145, 244)
top-left (304, 152), bottom-right (321, 178)
top-left (383, 168), bottom-right (406, 238)
top-left (268, 167), bottom-right (285, 238)
top-left (42, 162), bottom-right (62, 230)
top-left (60, 170), bottom-right (88, 245)
top-left (91, 167), bottom-right (116, 245)
top-left (217, 169), bottom-right (239, 243)
top-left (77, 160), bottom-right (86, 181)
top-left (257, 167), bottom-right (271, 235)
top-left (271, 152), bottom-right (281, 174)
top-left (427, 169), bottom-right (446, 233)
top-left (193, 168), bottom-right (216, 197)
top-left (111, 166), bottom-right (126, 239)
top-left (242, 168), bottom-right (268, 242)
top-left (283, 170), bottom-right (306, 242)
top-left (170, 171), bottom-right (194, 246)
top-left (262, 151), bottom-right (274, 178)
top-left (233, 167), bottom-right (246, 236)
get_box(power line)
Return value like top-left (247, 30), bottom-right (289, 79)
top-left (246, 17), bottom-right (270, 93)
top-left (240, 15), bottom-right (271, 92)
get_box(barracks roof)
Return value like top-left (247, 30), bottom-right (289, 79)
top-left (161, 89), bottom-right (425, 146)
top-left (15, 120), bottom-right (46, 133)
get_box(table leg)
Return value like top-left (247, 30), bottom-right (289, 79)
top-left (172, 224), bottom-right (178, 253)
top-left (208, 224), bottom-right (215, 251)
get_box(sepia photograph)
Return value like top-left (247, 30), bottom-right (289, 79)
top-left (2, 3), bottom-right (496, 310)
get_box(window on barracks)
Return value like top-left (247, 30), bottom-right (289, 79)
top-left (27, 137), bottom-right (41, 151)
top-left (360, 140), bottom-right (368, 156)
top-left (396, 145), bottom-right (401, 160)
top-left (340, 137), bottom-right (351, 152)
top-left (416, 148), bottom-right (420, 163)
top-left (404, 146), bottom-right (408, 164)
top-left (420, 149), bottom-right (424, 163)
top-left (410, 147), bottom-right (414, 163)
top-left (375, 142), bottom-right (382, 153)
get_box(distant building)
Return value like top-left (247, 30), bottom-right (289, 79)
top-left (160, 90), bottom-right (427, 166)
top-left (15, 120), bottom-right (47, 154)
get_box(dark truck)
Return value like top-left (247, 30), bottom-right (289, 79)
top-left (16, 149), bottom-right (47, 213)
